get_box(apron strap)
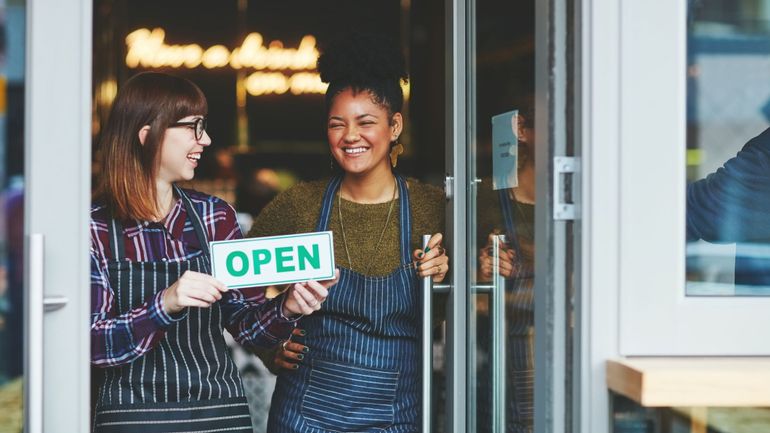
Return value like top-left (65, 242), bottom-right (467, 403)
top-left (175, 185), bottom-right (211, 256)
top-left (395, 174), bottom-right (412, 266)
top-left (108, 218), bottom-right (127, 261)
top-left (315, 175), bottom-right (344, 232)
top-left (498, 189), bottom-right (523, 263)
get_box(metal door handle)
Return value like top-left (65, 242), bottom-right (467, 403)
top-left (421, 234), bottom-right (434, 433)
top-left (25, 234), bottom-right (68, 433)
top-left (433, 283), bottom-right (451, 293)
top-left (471, 284), bottom-right (493, 293)
top-left (468, 235), bottom-right (507, 432)
top-left (419, 235), bottom-right (456, 432)
top-left (43, 296), bottom-right (68, 312)
top-left (491, 234), bottom-right (506, 433)
top-left (26, 233), bottom-right (44, 433)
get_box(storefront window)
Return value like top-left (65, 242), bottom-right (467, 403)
top-left (686, 0), bottom-right (770, 296)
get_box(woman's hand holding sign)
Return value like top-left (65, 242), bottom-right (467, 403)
top-left (282, 268), bottom-right (340, 317)
top-left (162, 268), bottom-right (339, 317)
top-left (162, 270), bottom-right (229, 314)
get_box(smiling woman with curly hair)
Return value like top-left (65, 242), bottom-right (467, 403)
top-left (248, 32), bottom-right (449, 433)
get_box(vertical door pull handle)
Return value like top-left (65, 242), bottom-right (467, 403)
top-left (491, 235), bottom-right (506, 433)
top-left (421, 234), bottom-right (434, 433)
top-left (26, 234), bottom-right (44, 433)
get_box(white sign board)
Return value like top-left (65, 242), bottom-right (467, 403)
top-left (210, 231), bottom-right (335, 289)
top-left (492, 109), bottom-right (519, 190)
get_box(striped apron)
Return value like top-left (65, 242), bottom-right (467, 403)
top-left (93, 187), bottom-right (253, 433)
top-left (498, 190), bottom-right (535, 433)
top-left (268, 174), bottom-right (421, 433)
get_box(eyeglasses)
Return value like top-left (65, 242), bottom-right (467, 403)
top-left (169, 117), bottom-right (207, 141)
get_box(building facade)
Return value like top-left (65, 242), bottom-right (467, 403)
top-left (1, 0), bottom-right (769, 432)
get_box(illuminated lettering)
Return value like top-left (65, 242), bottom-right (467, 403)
top-left (125, 28), bottom-right (319, 72)
top-left (124, 28), bottom-right (410, 99)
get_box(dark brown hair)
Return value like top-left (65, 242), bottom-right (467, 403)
top-left (317, 32), bottom-right (407, 117)
top-left (96, 72), bottom-right (207, 221)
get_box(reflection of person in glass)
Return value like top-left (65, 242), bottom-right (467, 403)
top-left (687, 128), bottom-right (770, 287)
top-left (247, 33), bottom-right (449, 432)
top-left (89, 72), bottom-right (336, 432)
top-left (477, 103), bottom-right (535, 433)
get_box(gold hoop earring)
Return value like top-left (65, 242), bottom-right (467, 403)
top-left (389, 143), bottom-right (404, 168)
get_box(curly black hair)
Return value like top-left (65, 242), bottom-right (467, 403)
top-left (317, 32), bottom-right (408, 118)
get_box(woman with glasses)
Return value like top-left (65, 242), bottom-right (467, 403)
top-left (89, 71), bottom-right (338, 433)
top-left (248, 34), bottom-right (449, 432)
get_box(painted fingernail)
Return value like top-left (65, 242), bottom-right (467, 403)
top-left (418, 252), bottom-right (424, 258)
top-left (298, 329), bottom-right (307, 336)
top-left (292, 364), bottom-right (299, 370)
top-left (297, 354), bottom-right (305, 360)
top-left (302, 346), bottom-right (310, 353)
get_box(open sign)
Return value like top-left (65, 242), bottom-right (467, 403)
top-left (210, 231), bottom-right (335, 288)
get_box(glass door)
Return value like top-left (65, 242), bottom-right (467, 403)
top-left (445, 0), bottom-right (579, 432)
top-left (466, 1), bottom-right (537, 431)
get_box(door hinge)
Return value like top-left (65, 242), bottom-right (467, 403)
top-left (553, 156), bottom-right (579, 220)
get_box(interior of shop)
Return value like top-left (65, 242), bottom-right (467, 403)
top-left (92, 0), bottom-right (448, 229)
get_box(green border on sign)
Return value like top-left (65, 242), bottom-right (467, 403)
top-left (209, 231), bottom-right (336, 288)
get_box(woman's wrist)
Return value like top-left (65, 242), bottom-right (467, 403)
top-left (279, 290), bottom-right (302, 320)
top-left (161, 288), bottom-right (180, 315)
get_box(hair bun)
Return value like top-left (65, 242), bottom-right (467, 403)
top-left (318, 32), bottom-right (408, 86)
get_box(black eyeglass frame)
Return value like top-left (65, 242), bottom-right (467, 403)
top-left (169, 117), bottom-right (207, 141)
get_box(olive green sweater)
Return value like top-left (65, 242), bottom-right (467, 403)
top-left (247, 178), bottom-right (445, 277)
top-left (475, 182), bottom-right (535, 267)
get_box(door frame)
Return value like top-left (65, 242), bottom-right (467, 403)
top-left (443, 0), bottom-right (581, 431)
top-left (444, 0), bottom-right (468, 431)
top-left (24, 0), bottom-right (92, 431)
top-left (534, 0), bottom-right (576, 431)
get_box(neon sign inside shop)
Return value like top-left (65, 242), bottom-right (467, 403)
top-left (125, 28), bottom-right (328, 96)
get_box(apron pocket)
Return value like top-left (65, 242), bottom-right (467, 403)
top-left (93, 397), bottom-right (252, 433)
top-left (301, 359), bottom-right (399, 432)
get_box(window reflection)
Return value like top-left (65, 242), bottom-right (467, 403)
top-left (474, 102), bottom-right (537, 433)
top-left (470, 0), bottom-right (537, 430)
top-left (686, 0), bottom-right (770, 295)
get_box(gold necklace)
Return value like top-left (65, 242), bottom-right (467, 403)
top-left (338, 176), bottom-right (398, 274)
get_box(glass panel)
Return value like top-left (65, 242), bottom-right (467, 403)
top-left (0, 0), bottom-right (25, 431)
top-left (686, 0), bottom-right (770, 296)
top-left (468, 0), bottom-right (536, 431)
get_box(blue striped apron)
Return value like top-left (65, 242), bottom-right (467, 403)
top-left (93, 187), bottom-right (253, 433)
top-left (268, 174), bottom-right (421, 433)
top-left (498, 190), bottom-right (534, 433)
